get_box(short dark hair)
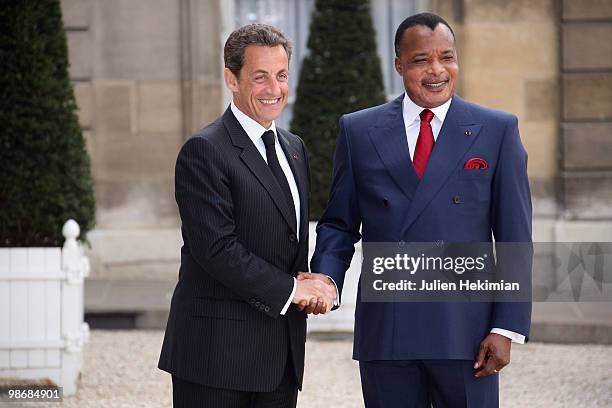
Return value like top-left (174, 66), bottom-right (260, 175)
top-left (224, 23), bottom-right (293, 76)
top-left (394, 12), bottom-right (455, 57)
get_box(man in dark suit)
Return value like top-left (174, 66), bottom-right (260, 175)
top-left (306, 13), bottom-right (532, 407)
top-left (159, 24), bottom-right (336, 408)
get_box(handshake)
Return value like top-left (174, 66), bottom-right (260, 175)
top-left (292, 272), bottom-right (337, 315)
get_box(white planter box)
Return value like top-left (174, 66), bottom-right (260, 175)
top-left (0, 220), bottom-right (90, 396)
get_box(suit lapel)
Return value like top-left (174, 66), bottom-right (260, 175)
top-left (278, 129), bottom-right (311, 273)
top-left (368, 96), bottom-right (420, 200)
top-left (402, 96), bottom-right (483, 232)
top-left (222, 108), bottom-right (297, 234)
top-left (277, 129), bottom-right (309, 242)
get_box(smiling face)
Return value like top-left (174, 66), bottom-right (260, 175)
top-left (394, 23), bottom-right (458, 108)
top-left (224, 45), bottom-right (289, 128)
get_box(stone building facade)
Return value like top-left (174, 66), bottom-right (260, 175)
top-left (59, 0), bottom-right (611, 326)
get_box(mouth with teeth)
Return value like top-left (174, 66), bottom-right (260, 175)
top-left (422, 79), bottom-right (449, 91)
top-left (259, 98), bottom-right (281, 105)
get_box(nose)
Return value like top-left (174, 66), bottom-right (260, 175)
top-left (429, 58), bottom-right (445, 76)
top-left (267, 77), bottom-right (282, 95)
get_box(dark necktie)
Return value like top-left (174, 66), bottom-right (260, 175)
top-left (413, 109), bottom-right (435, 178)
top-left (262, 130), bottom-right (297, 230)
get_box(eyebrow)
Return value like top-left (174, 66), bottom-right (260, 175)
top-left (251, 68), bottom-right (288, 75)
top-left (412, 52), bottom-right (428, 58)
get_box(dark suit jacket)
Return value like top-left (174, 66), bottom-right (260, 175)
top-left (311, 95), bottom-right (532, 361)
top-left (158, 107), bottom-right (310, 392)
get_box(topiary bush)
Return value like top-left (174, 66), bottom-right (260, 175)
top-left (0, 0), bottom-right (95, 246)
top-left (291, 0), bottom-right (386, 220)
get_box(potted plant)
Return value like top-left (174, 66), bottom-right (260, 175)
top-left (0, 0), bottom-right (95, 396)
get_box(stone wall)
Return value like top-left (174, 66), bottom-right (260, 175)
top-left (433, 0), bottom-right (612, 238)
top-left (434, 0), bottom-right (560, 218)
top-left (61, 0), bottom-right (223, 318)
top-left (560, 0), bottom-right (612, 220)
top-left (59, 0), bottom-right (611, 324)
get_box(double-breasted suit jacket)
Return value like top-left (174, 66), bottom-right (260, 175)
top-left (311, 95), bottom-right (532, 361)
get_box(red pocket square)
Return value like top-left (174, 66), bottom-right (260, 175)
top-left (464, 158), bottom-right (488, 169)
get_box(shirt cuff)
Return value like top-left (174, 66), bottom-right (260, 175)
top-left (326, 276), bottom-right (340, 307)
top-left (491, 328), bottom-right (525, 344)
top-left (280, 277), bottom-right (297, 315)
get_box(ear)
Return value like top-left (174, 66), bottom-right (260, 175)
top-left (394, 56), bottom-right (402, 75)
top-left (224, 68), bottom-right (239, 93)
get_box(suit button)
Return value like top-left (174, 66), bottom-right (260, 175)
top-left (255, 301), bottom-right (261, 307)
top-left (453, 195), bottom-right (461, 204)
top-left (383, 198), bottom-right (389, 207)
top-left (249, 299), bottom-right (256, 304)
top-left (264, 306), bottom-right (270, 312)
top-left (259, 305), bottom-right (265, 311)
top-left (289, 234), bottom-right (297, 242)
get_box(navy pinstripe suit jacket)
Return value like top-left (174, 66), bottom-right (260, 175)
top-left (159, 107), bottom-right (310, 392)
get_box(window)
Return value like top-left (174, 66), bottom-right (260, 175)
top-left (232, 0), bottom-right (429, 128)
top-left (371, 0), bottom-right (430, 98)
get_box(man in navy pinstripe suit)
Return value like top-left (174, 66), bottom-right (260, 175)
top-left (159, 24), bottom-right (336, 408)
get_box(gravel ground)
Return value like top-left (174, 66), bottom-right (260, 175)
top-left (5, 330), bottom-right (610, 407)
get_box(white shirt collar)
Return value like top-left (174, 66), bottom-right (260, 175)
top-left (230, 101), bottom-right (277, 144)
top-left (402, 92), bottom-right (452, 125)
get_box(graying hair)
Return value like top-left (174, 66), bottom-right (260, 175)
top-left (224, 23), bottom-right (293, 76)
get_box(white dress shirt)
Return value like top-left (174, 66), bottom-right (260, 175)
top-left (402, 92), bottom-right (451, 158)
top-left (401, 93), bottom-right (525, 344)
top-left (230, 102), bottom-right (300, 315)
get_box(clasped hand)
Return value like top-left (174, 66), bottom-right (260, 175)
top-left (292, 272), bottom-right (336, 315)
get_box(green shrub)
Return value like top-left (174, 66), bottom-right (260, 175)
top-left (0, 0), bottom-right (95, 246)
top-left (291, 0), bottom-right (386, 220)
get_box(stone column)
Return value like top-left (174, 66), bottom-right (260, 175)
top-left (560, 0), bottom-right (612, 222)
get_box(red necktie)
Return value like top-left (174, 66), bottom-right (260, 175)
top-left (413, 109), bottom-right (435, 178)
